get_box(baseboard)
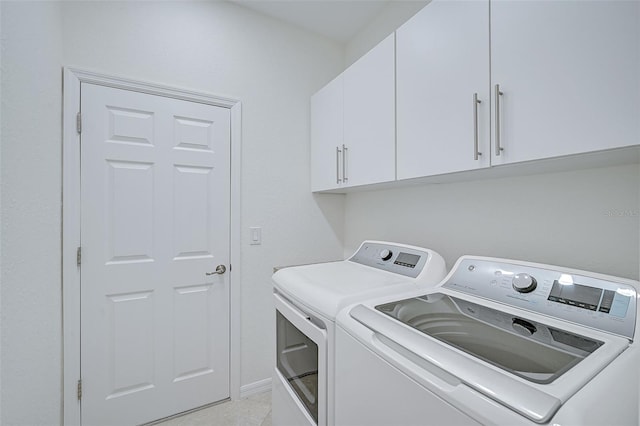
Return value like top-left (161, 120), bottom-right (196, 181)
top-left (239, 377), bottom-right (272, 399)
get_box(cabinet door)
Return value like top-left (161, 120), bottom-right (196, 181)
top-left (491, 0), bottom-right (640, 165)
top-left (311, 75), bottom-right (343, 192)
top-left (397, 0), bottom-right (490, 180)
top-left (343, 33), bottom-right (396, 187)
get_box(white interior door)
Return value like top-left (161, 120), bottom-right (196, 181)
top-left (80, 83), bottom-right (231, 425)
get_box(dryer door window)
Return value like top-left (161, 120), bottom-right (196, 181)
top-left (276, 311), bottom-right (319, 423)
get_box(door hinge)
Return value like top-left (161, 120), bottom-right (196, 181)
top-left (76, 246), bottom-right (82, 266)
top-left (77, 379), bottom-right (82, 400)
top-left (76, 112), bottom-right (82, 134)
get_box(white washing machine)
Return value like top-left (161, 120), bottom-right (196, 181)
top-left (335, 256), bottom-right (640, 425)
top-left (272, 241), bottom-right (447, 426)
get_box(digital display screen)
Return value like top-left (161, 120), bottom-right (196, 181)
top-left (548, 280), bottom-right (603, 311)
top-left (394, 252), bottom-right (420, 268)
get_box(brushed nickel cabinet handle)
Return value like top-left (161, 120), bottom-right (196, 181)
top-left (495, 84), bottom-right (504, 156)
top-left (342, 144), bottom-right (348, 183)
top-left (473, 93), bottom-right (482, 160)
top-left (336, 146), bottom-right (342, 184)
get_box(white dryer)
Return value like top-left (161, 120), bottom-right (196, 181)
top-left (272, 241), bottom-right (447, 426)
top-left (335, 256), bottom-right (640, 425)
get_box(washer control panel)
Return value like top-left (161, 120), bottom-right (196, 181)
top-left (443, 257), bottom-right (638, 339)
top-left (349, 242), bottom-right (430, 278)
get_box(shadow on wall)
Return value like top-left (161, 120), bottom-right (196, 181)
top-left (313, 193), bottom-right (346, 258)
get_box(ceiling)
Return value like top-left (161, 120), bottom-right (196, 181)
top-left (229, 0), bottom-right (392, 43)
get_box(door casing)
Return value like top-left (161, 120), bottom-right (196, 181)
top-left (62, 67), bottom-right (243, 425)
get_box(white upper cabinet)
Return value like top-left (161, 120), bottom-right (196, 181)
top-left (310, 74), bottom-right (343, 192)
top-left (491, 0), bottom-right (640, 165)
top-left (397, 0), bottom-right (490, 180)
top-left (310, 33), bottom-right (395, 191)
top-left (343, 33), bottom-right (396, 187)
top-left (311, 1), bottom-right (639, 192)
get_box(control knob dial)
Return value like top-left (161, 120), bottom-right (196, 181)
top-left (512, 273), bottom-right (537, 293)
top-left (380, 249), bottom-right (393, 261)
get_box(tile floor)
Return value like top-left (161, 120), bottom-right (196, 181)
top-left (154, 391), bottom-right (272, 426)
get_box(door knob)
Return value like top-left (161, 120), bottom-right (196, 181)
top-left (206, 265), bottom-right (226, 276)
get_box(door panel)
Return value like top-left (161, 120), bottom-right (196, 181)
top-left (106, 160), bottom-right (155, 262)
top-left (172, 284), bottom-right (215, 382)
top-left (173, 165), bottom-right (214, 258)
top-left (81, 83), bottom-right (231, 425)
top-left (107, 291), bottom-right (155, 399)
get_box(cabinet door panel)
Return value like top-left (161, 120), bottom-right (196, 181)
top-left (343, 33), bottom-right (396, 187)
top-left (491, 0), bottom-right (640, 164)
top-left (311, 75), bottom-right (343, 192)
top-left (397, 0), bottom-right (490, 180)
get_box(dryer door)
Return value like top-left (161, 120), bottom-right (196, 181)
top-left (274, 293), bottom-right (327, 425)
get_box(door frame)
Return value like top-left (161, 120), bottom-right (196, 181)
top-left (62, 67), bottom-right (242, 425)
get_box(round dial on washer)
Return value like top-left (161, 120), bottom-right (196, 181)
top-left (512, 273), bottom-right (537, 293)
top-left (380, 249), bottom-right (393, 261)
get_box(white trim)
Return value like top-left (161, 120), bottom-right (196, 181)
top-left (62, 68), bottom-right (82, 426)
top-left (62, 67), bottom-right (242, 424)
top-left (229, 98), bottom-right (243, 401)
top-left (66, 68), bottom-right (239, 108)
top-left (239, 378), bottom-right (273, 399)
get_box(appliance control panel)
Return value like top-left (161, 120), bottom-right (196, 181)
top-left (349, 241), bottom-right (430, 279)
top-left (442, 257), bottom-right (638, 339)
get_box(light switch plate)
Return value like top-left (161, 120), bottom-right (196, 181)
top-left (249, 227), bottom-right (262, 245)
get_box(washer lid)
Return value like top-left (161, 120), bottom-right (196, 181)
top-left (376, 293), bottom-right (603, 384)
top-left (273, 261), bottom-right (412, 319)
top-left (349, 294), bottom-right (630, 424)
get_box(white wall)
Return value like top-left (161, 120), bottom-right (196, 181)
top-left (345, 0), bottom-right (429, 66)
top-left (1, 1), bottom-right (345, 424)
top-left (345, 164), bottom-right (640, 280)
top-left (0, 2), bottom-right (64, 424)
